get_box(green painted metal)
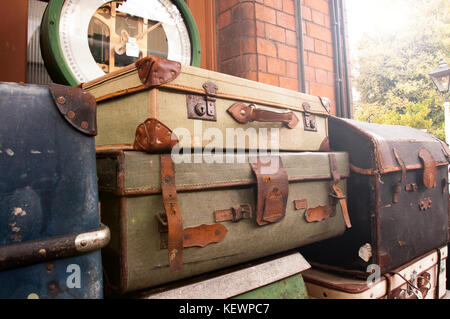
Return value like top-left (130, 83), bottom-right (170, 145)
top-left (233, 274), bottom-right (309, 299)
top-left (40, 0), bottom-right (79, 85)
top-left (173, 0), bottom-right (201, 67)
top-left (40, 0), bottom-right (201, 86)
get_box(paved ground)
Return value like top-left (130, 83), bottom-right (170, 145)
top-left (444, 290), bottom-right (450, 299)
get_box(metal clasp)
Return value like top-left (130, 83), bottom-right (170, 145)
top-left (187, 81), bottom-right (218, 121)
top-left (302, 103), bottom-right (317, 132)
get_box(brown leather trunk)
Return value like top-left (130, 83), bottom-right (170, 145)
top-left (301, 117), bottom-right (450, 277)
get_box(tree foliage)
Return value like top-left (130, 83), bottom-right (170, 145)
top-left (353, 0), bottom-right (450, 140)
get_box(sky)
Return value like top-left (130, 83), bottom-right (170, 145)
top-left (345, 0), bottom-right (414, 55)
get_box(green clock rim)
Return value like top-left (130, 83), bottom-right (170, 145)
top-left (40, 0), bottom-right (202, 86)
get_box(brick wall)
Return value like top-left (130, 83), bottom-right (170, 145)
top-left (302, 0), bottom-right (336, 113)
top-left (217, 0), bottom-right (341, 115)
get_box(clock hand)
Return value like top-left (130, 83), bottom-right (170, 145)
top-left (135, 21), bottom-right (163, 40)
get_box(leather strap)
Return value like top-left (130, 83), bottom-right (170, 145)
top-left (250, 156), bottom-right (289, 226)
top-left (418, 148), bottom-right (437, 189)
top-left (160, 155), bottom-right (184, 272)
top-left (392, 148), bottom-right (406, 203)
top-left (328, 154), bottom-right (352, 229)
top-left (214, 204), bottom-right (252, 223)
top-left (331, 184), bottom-right (352, 228)
top-left (228, 103), bottom-right (299, 129)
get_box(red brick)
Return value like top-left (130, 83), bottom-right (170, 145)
top-left (326, 42), bottom-right (334, 57)
top-left (239, 19), bottom-right (256, 37)
top-left (277, 11), bottom-right (296, 30)
top-left (310, 83), bottom-right (334, 100)
top-left (304, 0), bottom-right (329, 15)
top-left (266, 23), bottom-right (286, 42)
top-left (304, 65), bottom-right (315, 82)
top-left (218, 10), bottom-right (232, 29)
top-left (302, 5), bottom-right (311, 21)
top-left (219, 42), bottom-right (240, 61)
top-left (255, 3), bottom-right (276, 24)
top-left (327, 71), bottom-right (335, 86)
top-left (259, 72), bottom-right (279, 86)
top-left (285, 30), bottom-right (297, 47)
top-left (277, 43), bottom-right (297, 62)
top-left (315, 68), bottom-right (328, 84)
top-left (282, 0), bottom-right (295, 13)
top-left (267, 57), bottom-right (286, 76)
top-left (220, 56), bottom-right (242, 75)
top-left (256, 21), bottom-right (265, 37)
top-left (218, 0), bottom-right (239, 13)
top-left (258, 55), bottom-right (267, 72)
top-left (303, 35), bottom-right (314, 51)
top-left (311, 10), bottom-right (325, 26)
top-left (314, 39), bottom-right (327, 55)
top-left (240, 71), bottom-right (259, 81)
top-left (232, 2), bottom-right (255, 21)
top-left (286, 61), bottom-right (298, 79)
top-left (264, 0), bottom-right (283, 10)
top-left (324, 14), bottom-right (331, 28)
top-left (306, 21), bottom-right (332, 43)
top-left (242, 54), bottom-right (258, 72)
top-left (241, 37), bottom-right (257, 54)
top-left (307, 52), bottom-right (334, 71)
top-left (257, 38), bottom-right (277, 57)
top-left (280, 77), bottom-right (299, 91)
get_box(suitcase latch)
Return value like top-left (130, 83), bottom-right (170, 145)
top-left (302, 103), bottom-right (317, 132)
top-left (214, 204), bottom-right (253, 223)
top-left (250, 156), bottom-right (289, 226)
top-left (187, 81), bottom-right (218, 121)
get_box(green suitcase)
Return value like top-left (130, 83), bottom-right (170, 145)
top-left (82, 55), bottom-right (331, 152)
top-left (97, 151), bottom-right (351, 294)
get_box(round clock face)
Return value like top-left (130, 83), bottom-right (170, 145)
top-left (41, 0), bottom-right (200, 85)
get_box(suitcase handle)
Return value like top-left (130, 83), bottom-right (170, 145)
top-left (227, 103), bottom-right (299, 129)
top-left (0, 223), bottom-right (110, 271)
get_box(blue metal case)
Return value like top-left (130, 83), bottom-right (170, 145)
top-left (0, 82), bottom-right (109, 299)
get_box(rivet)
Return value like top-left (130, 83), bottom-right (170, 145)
top-left (240, 110), bottom-right (246, 116)
top-left (47, 264), bottom-right (54, 273)
top-left (38, 249), bottom-right (46, 256)
top-left (81, 121), bottom-right (88, 129)
top-left (27, 293), bottom-right (39, 299)
top-left (67, 111), bottom-right (75, 119)
top-left (57, 96), bottom-right (66, 104)
top-left (80, 240), bottom-right (87, 247)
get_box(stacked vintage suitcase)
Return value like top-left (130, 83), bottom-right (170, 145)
top-left (82, 55), bottom-right (353, 297)
top-left (0, 82), bottom-right (109, 298)
top-left (299, 117), bottom-right (449, 299)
